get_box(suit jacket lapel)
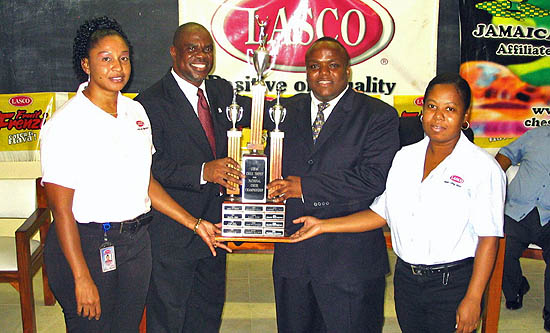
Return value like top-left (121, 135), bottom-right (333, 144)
top-left (312, 89), bottom-right (354, 152)
top-left (295, 95), bottom-right (315, 153)
top-left (163, 73), bottom-right (214, 159)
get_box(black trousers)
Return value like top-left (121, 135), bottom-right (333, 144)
top-left (44, 221), bottom-right (152, 333)
top-left (394, 257), bottom-right (474, 333)
top-left (502, 208), bottom-right (550, 310)
top-left (146, 246), bottom-right (226, 333)
top-left (274, 275), bottom-right (385, 333)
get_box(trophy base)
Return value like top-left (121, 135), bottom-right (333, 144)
top-left (222, 199), bottom-right (285, 238)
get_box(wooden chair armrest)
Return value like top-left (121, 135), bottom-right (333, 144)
top-left (15, 208), bottom-right (51, 240)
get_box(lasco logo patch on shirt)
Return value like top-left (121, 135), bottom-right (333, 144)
top-left (136, 120), bottom-right (149, 131)
top-left (444, 175), bottom-right (464, 187)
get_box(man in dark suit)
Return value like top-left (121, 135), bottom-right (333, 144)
top-left (135, 23), bottom-right (248, 332)
top-left (398, 114), bottom-right (475, 148)
top-left (267, 37), bottom-right (400, 332)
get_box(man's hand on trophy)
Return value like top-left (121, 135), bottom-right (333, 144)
top-left (204, 157), bottom-right (244, 190)
top-left (267, 176), bottom-right (302, 202)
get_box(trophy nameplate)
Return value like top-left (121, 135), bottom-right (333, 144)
top-left (242, 154), bottom-right (267, 203)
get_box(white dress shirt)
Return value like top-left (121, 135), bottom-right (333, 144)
top-left (171, 68), bottom-right (210, 184)
top-left (370, 133), bottom-right (506, 265)
top-left (309, 87), bottom-right (348, 125)
top-left (40, 82), bottom-right (154, 223)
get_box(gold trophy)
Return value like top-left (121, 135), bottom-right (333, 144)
top-left (225, 88), bottom-right (243, 197)
top-left (221, 16), bottom-right (286, 239)
top-left (268, 87), bottom-right (286, 189)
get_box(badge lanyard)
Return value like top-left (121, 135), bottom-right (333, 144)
top-left (99, 222), bottom-right (117, 272)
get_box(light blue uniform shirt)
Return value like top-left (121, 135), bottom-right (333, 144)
top-left (499, 126), bottom-right (550, 226)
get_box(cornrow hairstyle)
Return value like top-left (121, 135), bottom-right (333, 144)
top-left (72, 16), bottom-right (132, 82)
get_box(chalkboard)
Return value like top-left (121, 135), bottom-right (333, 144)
top-left (0, 0), bottom-right (460, 94)
top-left (0, 0), bottom-right (177, 93)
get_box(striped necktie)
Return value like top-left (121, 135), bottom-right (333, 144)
top-left (312, 102), bottom-right (329, 143)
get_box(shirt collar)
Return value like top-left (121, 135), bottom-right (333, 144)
top-left (76, 81), bottom-right (126, 117)
top-left (310, 86), bottom-right (348, 109)
top-left (171, 68), bottom-right (207, 98)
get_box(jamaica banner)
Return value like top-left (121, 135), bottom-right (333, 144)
top-left (459, 0), bottom-right (550, 148)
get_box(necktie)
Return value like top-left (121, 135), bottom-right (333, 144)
top-left (312, 102), bottom-right (329, 143)
top-left (197, 88), bottom-right (216, 157)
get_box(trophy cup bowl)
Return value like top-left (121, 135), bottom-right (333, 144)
top-left (269, 104), bottom-right (286, 132)
top-left (226, 102), bottom-right (243, 130)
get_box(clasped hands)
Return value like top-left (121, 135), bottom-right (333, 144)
top-left (203, 157), bottom-right (303, 202)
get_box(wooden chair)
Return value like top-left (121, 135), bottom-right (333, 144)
top-left (480, 237), bottom-right (506, 333)
top-left (0, 178), bottom-right (55, 333)
top-left (480, 164), bottom-right (546, 332)
top-left (522, 244), bottom-right (543, 260)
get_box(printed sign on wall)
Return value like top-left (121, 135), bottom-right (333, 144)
top-left (179, 0), bottom-right (439, 98)
top-left (0, 93), bottom-right (54, 162)
top-left (460, 0), bottom-right (550, 147)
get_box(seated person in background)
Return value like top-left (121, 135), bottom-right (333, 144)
top-left (399, 113), bottom-right (474, 147)
top-left (290, 73), bottom-right (506, 333)
top-left (495, 126), bottom-right (550, 332)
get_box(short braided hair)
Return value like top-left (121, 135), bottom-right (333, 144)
top-left (72, 16), bottom-right (131, 82)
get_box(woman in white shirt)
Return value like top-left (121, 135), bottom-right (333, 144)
top-left (41, 17), bottom-right (229, 332)
top-left (289, 73), bottom-right (505, 333)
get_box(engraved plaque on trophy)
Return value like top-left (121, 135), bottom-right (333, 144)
top-left (242, 154), bottom-right (267, 202)
top-left (220, 16), bottom-right (287, 240)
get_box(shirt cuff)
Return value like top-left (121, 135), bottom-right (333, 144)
top-left (200, 163), bottom-right (207, 185)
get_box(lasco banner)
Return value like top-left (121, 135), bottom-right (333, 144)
top-left (0, 93), bottom-right (54, 162)
top-left (179, 0), bottom-right (439, 99)
top-left (460, 0), bottom-right (550, 148)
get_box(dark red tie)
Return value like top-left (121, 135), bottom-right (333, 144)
top-left (197, 88), bottom-right (216, 157)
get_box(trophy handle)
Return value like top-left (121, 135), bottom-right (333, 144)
top-left (246, 49), bottom-right (254, 67)
top-left (266, 51), bottom-right (276, 74)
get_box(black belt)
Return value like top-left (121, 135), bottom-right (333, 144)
top-left (84, 212), bottom-right (153, 233)
top-left (398, 257), bottom-right (474, 276)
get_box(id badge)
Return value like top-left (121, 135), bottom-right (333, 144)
top-left (100, 243), bottom-right (116, 272)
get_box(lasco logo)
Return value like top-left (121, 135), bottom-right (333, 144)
top-left (212, 0), bottom-right (395, 72)
top-left (450, 175), bottom-right (464, 184)
top-left (9, 96), bottom-right (33, 107)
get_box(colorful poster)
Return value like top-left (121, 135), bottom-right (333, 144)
top-left (460, 0), bottom-right (550, 147)
top-left (0, 93), bottom-right (54, 162)
top-left (179, 0), bottom-right (439, 99)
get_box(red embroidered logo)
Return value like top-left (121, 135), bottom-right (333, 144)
top-left (211, 0), bottom-right (395, 72)
top-left (136, 120), bottom-right (144, 127)
top-left (9, 96), bottom-right (33, 107)
top-left (450, 175), bottom-right (464, 184)
top-left (414, 97), bottom-right (424, 106)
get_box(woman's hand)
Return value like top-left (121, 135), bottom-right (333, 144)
top-left (289, 216), bottom-right (324, 242)
top-left (74, 275), bottom-right (101, 320)
top-left (196, 220), bottom-right (232, 256)
top-left (455, 296), bottom-right (481, 333)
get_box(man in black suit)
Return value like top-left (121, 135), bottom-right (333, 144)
top-left (267, 37), bottom-right (400, 332)
top-left (398, 114), bottom-right (474, 148)
top-left (135, 23), bottom-right (248, 332)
